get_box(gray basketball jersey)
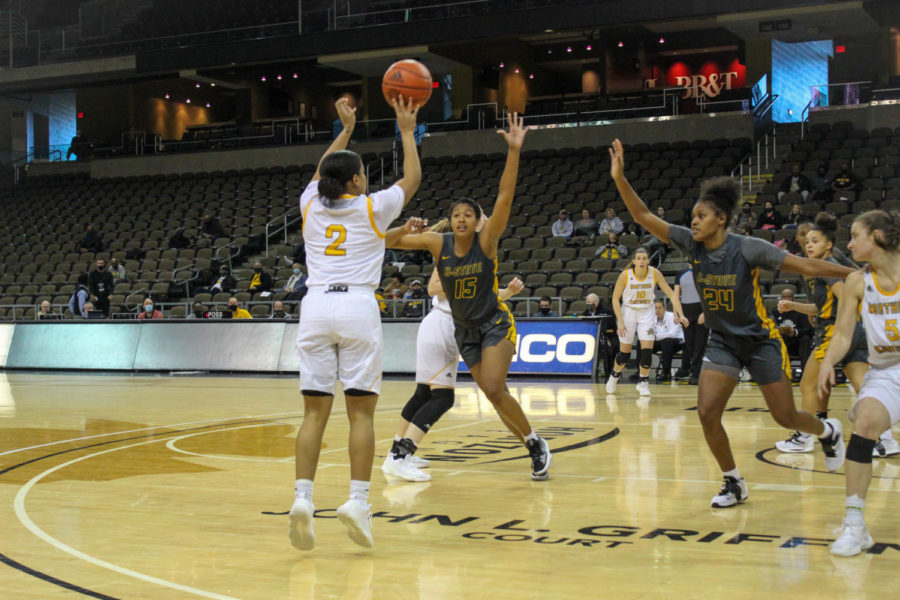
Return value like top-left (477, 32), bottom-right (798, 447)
top-left (437, 232), bottom-right (500, 328)
top-left (668, 225), bottom-right (787, 338)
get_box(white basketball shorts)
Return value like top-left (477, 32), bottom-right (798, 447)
top-left (296, 287), bottom-right (383, 395)
top-left (853, 365), bottom-right (900, 425)
top-left (415, 309), bottom-right (459, 387)
top-left (619, 305), bottom-right (656, 344)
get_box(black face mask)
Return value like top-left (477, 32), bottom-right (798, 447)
top-left (742, 207), bottom-right (751, 214)
top-left (228, 305), bottom-right (238, 312)
top-left (254, 268), bottom-right (262, 273)
top-left (539, 306), bottom-right (551, 314)
top-left (586, 304), bottom-right (597, 312)
top-left (194, 310), bottom-right (205, 318)
top-left (766, 207), bottom-right (774, 213)
top-left (273, 311), bottom-right (285, 318)
top-left (97, 265), bottom-right (105, 270)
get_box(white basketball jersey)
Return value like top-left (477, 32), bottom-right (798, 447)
top-left (300, 181), bottom-right (404, 287)
top-left (432, 293), bottom-right (452, 314)
top-left (861, 270), bottom-right (900, 369)
top-left (622, 266), bottom-right (657, 309)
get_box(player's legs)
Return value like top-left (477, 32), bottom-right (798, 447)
top-left (295, 393), bottom-right (336, 480)
top-left (777, 353), bottom-right (822, 453)
top-left (345, 393), bottom-right (378, 482)
top-left (635, 339), bottom-right (654, 396)
top-left (696, 368), bottom-right (739, 472)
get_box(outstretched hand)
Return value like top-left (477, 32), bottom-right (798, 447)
top-left (609, 138), bottom-right (625, 181)
top-left (391, 95), bottom-right (420, 135)
top-left (403, 216), bottom-right (427, 234)
top-left (335, 97), bottom-right (356, 131)
top-left (497, 112), bottom-right (528, 150)
top-left (507, 277), bottom-right (524, 296)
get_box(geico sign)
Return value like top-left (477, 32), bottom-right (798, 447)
top-left (512, 333), bottom-right (596, 363)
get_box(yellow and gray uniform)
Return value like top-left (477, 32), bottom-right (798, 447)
top-left (668, 225), bottom-right (790, 385)
top-left (437, 232), bottom-right (515, 367)
top-left (808, 256), bottom-right (867, 364)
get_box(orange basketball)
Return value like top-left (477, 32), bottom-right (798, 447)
top-left (382, 59), bottom-right (433, 108)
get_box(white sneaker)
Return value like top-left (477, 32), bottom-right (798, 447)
top-left (873, 436), bottom-right (900, 457)
top-left (381, 455), bottom-right (431, 482)
top-left (635, 380), bottom-right (651, 396)
top-left (820, 419), bottom-right (846, 472)
top-left (710, 476), bottom-right (748, 508)
top-left (337, 498), bottom-right (373, 548)
top-left (831, 519), bottom-right (874, 557)
top-left (775, 431), bottom-right (814, 453)
top-left (606, 374), bottom-right (620, 394)
top-left (288, 498), bottom-right (315, 551)
top-left (406, 454), bottom-right (430, 468)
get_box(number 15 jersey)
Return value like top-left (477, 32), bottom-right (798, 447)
top-left (668, 224), bottom-right (787, 339)
top-left (300, 181), bottom-right (404, 287)
top-left (437, 232), bottom-right (501, 329)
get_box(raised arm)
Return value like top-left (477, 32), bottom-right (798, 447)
top-left (499, 276), bottom-right (524, 301)
top-left (655, 269), bottom-right (687, 325)
top-left (610, 139), bottom-right (671, 244)
top-left (480, 113), bottom-right (528, 254)
top-left (817, 271), bottom-right (865, 399)
top-left (384, 216), bottom-right (426, 248)
top-left (778, 300), bottom-right (818, 316)
top-left (312, 98), bottom-right (356, 182)
top-left (392, 95), bottom-right (422, 206)
top-left (780, 254), bottom-right (855, 279)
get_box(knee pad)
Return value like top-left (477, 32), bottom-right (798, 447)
top-left (639, 348), bottom-right (653, 369)
top-left (401, 384), bottom-right (431, 422)
top-left (615, 351), bottom-right (630, 366)
top-left (846, 433), bottom-right (875, 464)
top-left (411, 388), bottom-right (455, 433)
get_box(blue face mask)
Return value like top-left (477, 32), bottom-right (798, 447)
top-left (145, 304), bottom-right (153, 312)
top-left (293, 268), bottom-right (301, 275)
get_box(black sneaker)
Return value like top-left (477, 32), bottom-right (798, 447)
top-left (710, 476), bottom-right (748, 508)
top-left (526, 437), bottom-right (551, 481)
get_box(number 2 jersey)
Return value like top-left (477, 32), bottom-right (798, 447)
top-left (861, 269), bottom-right (900, 369)
top-left (437, 232), bottom-right (502, 329)
top-left (668, 225), bottom-right (787, 339)
top-left (300, 181), bottom-right (404, 286)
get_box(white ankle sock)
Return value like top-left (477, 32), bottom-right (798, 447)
top-left (845, 495), bottom-right (865, 524)
top-left (524, 430), bottom-right (539, 443)
top-left (723, 468), bottom-right (740, 481)
top-left (294, 478), bottom-right (313, 501)
top-left (881, 429), bottom-right (895, 442)
top-left (349, 479), bottom-right (370, 503)
top-left (394, 434), bottom-right (402, 442)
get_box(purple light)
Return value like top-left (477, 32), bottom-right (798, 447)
top-left (277, 74), bottom-right (282, 80)
top-left (566, 46), bottom-right (572, 52)
top-left (618, 41), bottom-right (624, 47)
top-left (529, 74), bottom-right (534, 79)
top-left (293, 73), bottom-right (298, 78)
top-left (206, 102), bottom-right (211, 108)
top-left (164, 93), bottom-right (170, 99)
top-left (261, 76), bottom-right (266, 82)
top-left (186, 98), bottom-right (191, 103)
top-left (658, 37), bottom-right (665, 44)
top-left (586, 44), bottom-right (592, 51)
top-left (514, 68), bottom-right (519, 74)
top-left (499, 62), bottom-right (504, 67)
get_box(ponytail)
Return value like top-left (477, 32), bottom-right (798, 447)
top-left (317, 150), bottom-right (363, 202)
top-left (855, 210), bottom-right (900, 252)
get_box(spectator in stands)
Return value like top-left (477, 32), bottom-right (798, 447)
top-left (284, 263), bottom-right (308, 302)
top-left (772, 288), bottom-right (813, 378)
top-left (552, 210), bottom-right (574, 238)
top-left (208, 266), bottom-right (236, 294)
top-left (108, 257), bottom-right (127, 282)
top-left (831, 162), bottom-right (860, 200)
top-left (375, 288), bottom-right (387, 317)
top-left (595, 232), bottom-right (627, 259)
top-left (68, 273), bottom-right (90, 318)
top-left (755, 200), bottom-right (783, 230)
top-left (674, 264), bottom-right (706, 385)
top-left (198, 214), bottom-right (224, 246)
top-left (79, 224), bottom-right (103, 253)
top-left (387, 274), bottom-right (408, 297)
top-left (270, 300), bottom-right (292, 320)
top-left (652, 299), bottom-right (685, 383)
top-left (811, 164), bottom-right (831, 202)
top-left (138, 298), bottom-right (163, 320)
top-left (598, 208), bottom-right (624, 235)
top-left (88, 258), bottom-right (114, 316)
top-left (574, 209), bottom-right (598, 237)
top-left (402, 279), bottom-right (428, 318)
top-left (188, 302), bottom-right (207, 319)
top-left (37, 300), bottom-right (54, 320)
top-left (168, 228), bottom-right (192, 250)
top-left (582, 293), bottom-right (606, 316)
top-left (784, 204), bottom-right (809, 229)
top-left (66, 130), bottom-right (91, 161)
top-left (778, 164), bottom-right (811, 201)
top-left (248, 261), bottom-right (273, 297)
top-left (536, 296), bottom-right (559, 317)
top-left (731, 201), bottom-right (754, 233)
top-left (83, 301), bottom-right (97, 314)
top-left (226, 297), bottom-right (252, 319)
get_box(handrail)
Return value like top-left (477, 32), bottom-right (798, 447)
top-left (264, 206), bottom-right (302, 257)
top-left (800, 99), bottom-right (814, 139)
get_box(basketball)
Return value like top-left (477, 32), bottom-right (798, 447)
top-left (382, 59), bottom-right (432, 108)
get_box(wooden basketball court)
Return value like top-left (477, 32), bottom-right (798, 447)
top-left (0, 371), bottom-right (896, 599)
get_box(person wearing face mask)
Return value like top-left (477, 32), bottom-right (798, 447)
top-left (137, 298), bottom-right (163, 320)
top-left (248, 261), bottom-right (273, 297)
top-left (208, 266), bottom-right (237, 294)
top-left (284, 263), bottom-right (308, 302)
top-left (778, 164), bottom-right (811, 201)
top-left (224, 297), bottom-right (252, 319)
top-left (731, 201), bottom-right (754, 233)
top-left (831, 162), bottom-right (860, 201)
top-left (535, 296), bottom-right (559, 317)
top-left (269, 300), bottom-right (292, 320)
top-left (187, 302), bottom-right (207, 319)
top-left (595, 232), bottom-right (628, 260)
top-left (755, 201), bottom-right (783, 231)
top-left (88, 258), bottom-right (114, 316)
top-left (107, 257), bottom-right (127, 282)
